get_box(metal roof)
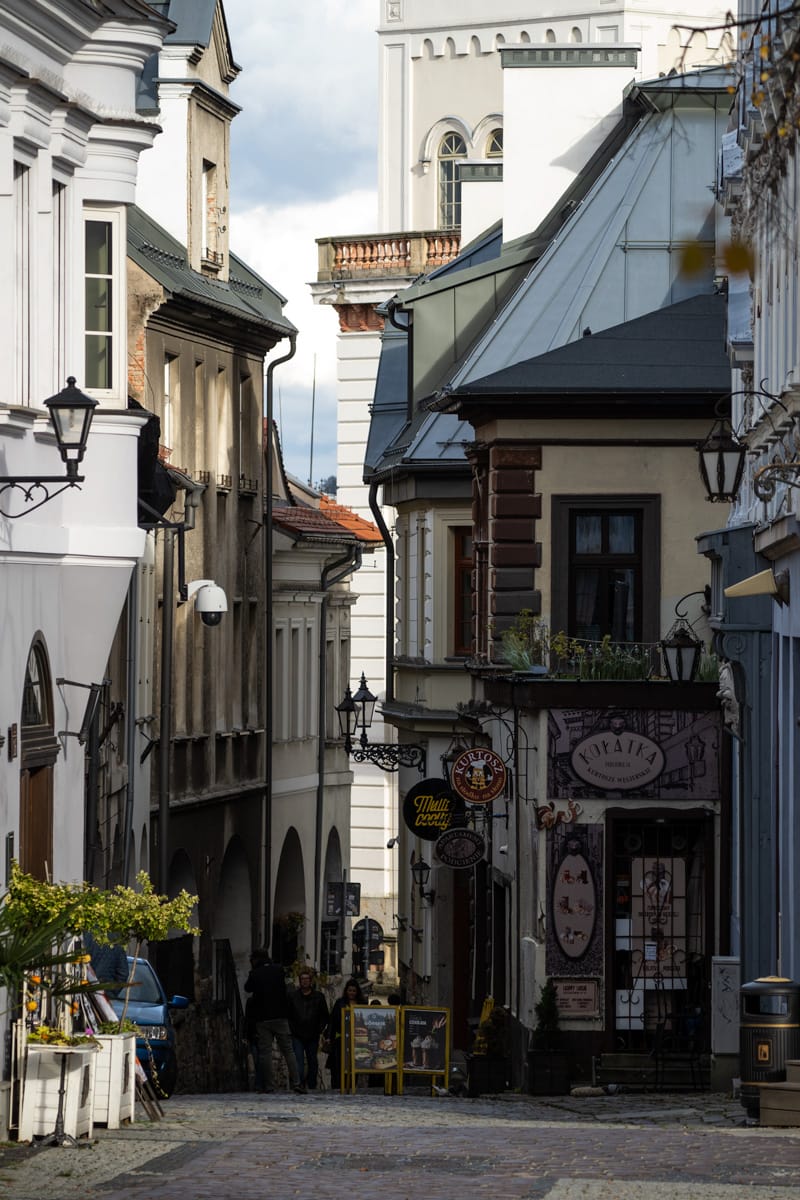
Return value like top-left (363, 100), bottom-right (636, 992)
top-left (128, 206), bottom-right (295, 337)
top-left (455, 293), bottom-right (730, 397)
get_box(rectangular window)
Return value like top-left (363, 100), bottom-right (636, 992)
top-left (52, 182), bottom-right (67, 388)
top-left (552, 496), bottom-right (660, 644)
top-left (15, 163), bottom-right (31, 404)
top-left (163, 353), bottom-right (178, 451)
top-left (85, 218), bottom-right (113, 389)
top-left (453, 526), bottom-right (474, 656)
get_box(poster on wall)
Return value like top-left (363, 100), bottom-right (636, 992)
top-left (546, 823), bottom-right (604, 979)
top-left (546, 709), bottom-right (722, 801)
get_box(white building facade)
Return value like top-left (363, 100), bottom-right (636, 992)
top-left (0, 0), bottom-right (170, 1132)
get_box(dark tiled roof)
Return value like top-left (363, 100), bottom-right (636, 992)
top-left (128, 207), bottom-right (295, 337)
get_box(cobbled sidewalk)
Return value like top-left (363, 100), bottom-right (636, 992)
top-left (3, 1090), bottom-right (800, 1200)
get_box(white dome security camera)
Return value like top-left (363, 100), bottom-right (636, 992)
top-left (186, 580), bottom-right (228, 627)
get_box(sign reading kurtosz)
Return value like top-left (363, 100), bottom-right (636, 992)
top-left (570, 727), bottom-right (665, 791)
top-left (450, 747), bottom-right (507, 805)
top-left (435, 827), bottom-right (485, 869)
top-left (402, 779), bottom-right (465, 841)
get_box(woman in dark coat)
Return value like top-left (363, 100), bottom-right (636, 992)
top-left (325, 978), bottom-right (364, 1089)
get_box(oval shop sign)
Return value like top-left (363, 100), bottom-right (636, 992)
top-left (450, 747), bottom-right (507, 806)
top-left (402, 778), bottom-right (465, 841)
top-left (435, 828), bottom-right (486, 869)
top-left (570, 727), bottom-right (665, 791)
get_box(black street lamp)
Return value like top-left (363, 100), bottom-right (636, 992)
top-left (336, 672), bottom-right (426, 773)
top-left (697, 416), bottom-right (746, 503)
top-left (660, 589), bottom-right (709, 683)
top-left (411, 858), bottom-right (436, 903)
top-left (1, 377), bottom-right (98, 517)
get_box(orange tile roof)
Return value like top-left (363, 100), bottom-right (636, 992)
top-left (320, 495), bottom-right (383, 543)
top-left (272, 497), bottom-right (382, 545)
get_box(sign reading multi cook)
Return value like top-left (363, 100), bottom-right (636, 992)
top-left (570, 726), bottom-right (665, 791)
top-left (402, 778), bottom-right (465, 841)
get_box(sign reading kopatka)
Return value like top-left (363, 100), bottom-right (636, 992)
top-left (570, 727), bottom-right (665, 791)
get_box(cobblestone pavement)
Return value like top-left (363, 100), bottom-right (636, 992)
top-left (3, 1090), bottom-right (800, 1200)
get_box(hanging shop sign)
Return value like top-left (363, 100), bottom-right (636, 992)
top-left (435, 827), bottom-right (485, 869)
top-left (450, 747), bottom-right (507, 806)
top-left (402, 779), bottom-right (465, 841)
top-left (570, 727), bottom-right (664, 792)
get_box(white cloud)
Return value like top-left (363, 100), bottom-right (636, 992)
top-left (231, 188), bottom-right (377, 483)
top-left (222, 0), bottom-right (379, 484)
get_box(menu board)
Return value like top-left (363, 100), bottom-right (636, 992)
top-left (401, 1007), bottom-right (449, 1074)
top-left (349, 1006), bottom-right (399, 1073)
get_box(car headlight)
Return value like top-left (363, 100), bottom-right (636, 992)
top-left (136, 1025), bottom-right (169, 1041)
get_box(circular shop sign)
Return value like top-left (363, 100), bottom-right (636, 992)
top-left (435, 828), bottom-right (486, 869)
top-left (402, 779), bottom-right (465, 842)
top-left (570, 727), bottom-right (665, 791)
top-left (451, 747), bottom-right (507, 806)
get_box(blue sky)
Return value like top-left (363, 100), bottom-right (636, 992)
top-left (224, 0), bottom-right (378, 486)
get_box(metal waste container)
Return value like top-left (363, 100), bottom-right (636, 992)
top-left (740, 976), bottom-right (800, 1117)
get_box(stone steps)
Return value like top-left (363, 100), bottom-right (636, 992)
top-left (593, 1052), bottom-right (710, 1092)
top-left (758, 1060), bottom-right (800, 1127)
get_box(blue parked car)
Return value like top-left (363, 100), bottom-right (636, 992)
top-left (110, 957), bottom-right (189, 1098)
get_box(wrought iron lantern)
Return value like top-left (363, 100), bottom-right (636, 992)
top-left (660, 620), bottom-right (702, 683)
top-left (336, 673), bottom-right (426, 773)
top-left (411, 858), bottom-right (435, 903)
top-left (697, 416), bottom-right (746, 503)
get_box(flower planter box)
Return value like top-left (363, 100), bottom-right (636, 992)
top-left (466, 1054), bottom-right (511, 1097)
top-left (18, 1044), bottom-right (97, 1143)
top-left (93, 1033), bottom-right (136, 1128)
top-left (527, 1049), bottom-right (571, 1096)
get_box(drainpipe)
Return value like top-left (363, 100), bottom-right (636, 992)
top-left (121, 565), bottom-right (140, 886)
top-left (315, 545), bottom-right (363, 959)
top-left (368, 479), bottom-right (395, 705)
top-left (264, 334), bottom-right (297, 948)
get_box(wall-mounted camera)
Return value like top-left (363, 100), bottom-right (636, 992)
top-left (186, 579), bottom-right (228, 627)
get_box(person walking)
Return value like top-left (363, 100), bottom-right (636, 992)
top-left (288, 970), bottom-right (329, 1092)
top-left (325, 977), bottom-right (364, 1090)
top-left (244, 948), bottom-right (302, 1094)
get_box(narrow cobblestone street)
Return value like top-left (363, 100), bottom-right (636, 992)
top-left (4, 1091), bottom-right (800, 1200)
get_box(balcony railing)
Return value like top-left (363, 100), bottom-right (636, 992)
top-left (317, 230), bottom-right (461, 281)
top-left (498, 634), bottom-right (719, 683)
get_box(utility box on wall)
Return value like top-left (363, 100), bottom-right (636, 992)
top-left (711, 956), bottom-right (740, 1092)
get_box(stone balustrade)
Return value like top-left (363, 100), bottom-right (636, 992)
top-left (317, 231), bottom-right (461, 281)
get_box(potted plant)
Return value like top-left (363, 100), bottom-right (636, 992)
top-left (466, 999), bottom-right (511, 1096)
top-left (501, 611), bottom-right (550, 674)
top-left (528, 978), bottom-right (570, 1096)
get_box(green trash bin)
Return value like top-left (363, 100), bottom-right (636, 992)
top-left (740, 976), bottom-right (800, 1118)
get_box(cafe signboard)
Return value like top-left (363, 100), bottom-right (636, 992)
top-left (435, 827), bottom-right (485, 869)
top-left (570, 727), bottom-right (664, 791)
top-left (450, 747), bottom-right (507, 806)
top-left (402, 779), bottom-right (465, 841)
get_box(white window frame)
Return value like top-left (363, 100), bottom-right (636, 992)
top-left (83, 205), bottom-right (125, 403)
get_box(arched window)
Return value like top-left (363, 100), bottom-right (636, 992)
top-left (571, 27), bottom-right (583, 43)
top-left (438, 131), bottom-right (466, 228)
top-left (20, 638), bottom-right (59, 880)
top-left (486, 128), bottom-right (503, 158)
top-left (545, 28), bottom-right (556, 43)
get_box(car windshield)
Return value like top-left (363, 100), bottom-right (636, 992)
top-left (125, 960), bottom-right (163, 1004)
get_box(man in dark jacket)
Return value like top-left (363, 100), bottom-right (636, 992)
top-left (288, 971), bottom-right (329, 1091)
top-left (244, 948), bottom-right (301, 1093)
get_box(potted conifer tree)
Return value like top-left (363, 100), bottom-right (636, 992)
top-left (527, 978), bottom-right (570, 1096)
